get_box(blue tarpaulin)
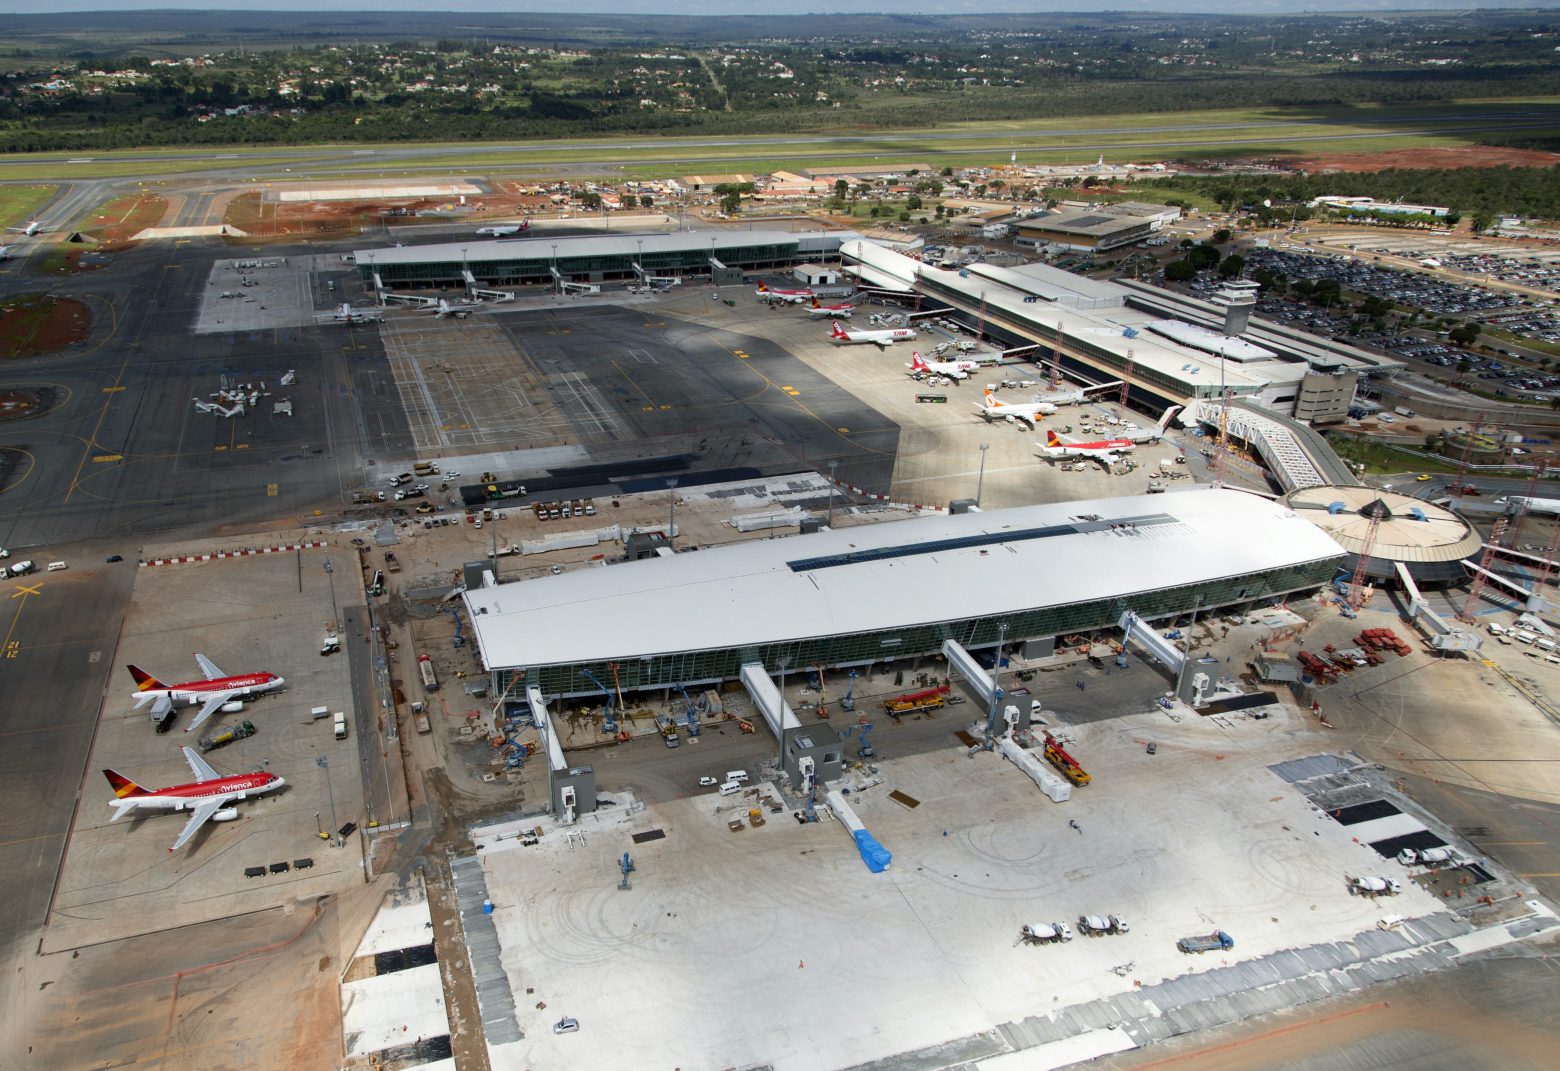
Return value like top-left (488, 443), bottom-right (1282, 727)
top-left (852, 829), bottom-right (892, 873)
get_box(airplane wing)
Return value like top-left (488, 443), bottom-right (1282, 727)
top-left (182, 746), bottom-right (219, 783)
top-left (170, 796), bottom-right (231, 851)
top-left (194, 653), bottom-right (224, 680)
top-left (184, 692), bottom-right (236, 734)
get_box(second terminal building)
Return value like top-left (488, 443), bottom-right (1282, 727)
top-left (466, 488), bottom-right (1347, 701)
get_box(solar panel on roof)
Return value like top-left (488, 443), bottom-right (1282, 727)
top-left (1069, 215), bottom-right (1113, 228)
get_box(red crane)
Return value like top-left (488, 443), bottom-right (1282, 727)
top-left (1348, 502), bottom-right (1387, 609)
top-left (1458, 517), bottom-right (1508, 623)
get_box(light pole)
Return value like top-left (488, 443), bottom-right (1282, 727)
top-left (826, 460), bottom-right (838, 526)
top-left (461, 246), bottom-right (468, 291)
top-left (322, 558), bottom-right (338, 629)
top-left (551, 243), bottom-right (559, 293)
top-left (1172, 594), bottom-right (1203, 702)
top-left (315, 756), bottom-right (339, 847)
top-left (636, 238), bottom-right (643, 283)
top-left (976, 442), bottom-right (989, 507)
top-left (667, 478), bottom-right (678, 550)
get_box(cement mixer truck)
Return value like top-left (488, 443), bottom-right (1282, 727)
top-left (1020, 921), bottom-right (1074, 945)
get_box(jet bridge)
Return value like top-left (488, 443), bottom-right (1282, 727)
top-left (528, 685), bottom-right (595, 823)
top-left (1118, 609), bottom-right (1186, 677)
top-left (1396, 562), bottom-right (1481, 652)
top-left (942, 640), bottom-right (1071, 801)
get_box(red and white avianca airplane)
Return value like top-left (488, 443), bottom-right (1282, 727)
top-left (906, 352), bottom-right (978, 380)
top-left (806, 297), bottom-right (856, 319)
top-left (756, 281), bottom-right (813, 304)
top-left (128, 655), bottom-right (285, 734)
top-left (105, 746), bottom-right (285, 852)
top-left (1039, 405), bottom-right (1182, 466)
top-left (830, 320), bottom-right (916, 349)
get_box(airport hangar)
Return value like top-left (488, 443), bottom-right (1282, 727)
top-left (841, 239), bottom-right (1406, 426)
top-left (465, 487), bottom-right (1347, 802)
top-left (351, 228), bottom-right (856, 290)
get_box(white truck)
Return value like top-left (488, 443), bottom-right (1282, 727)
top-left (1078, 914), bottom-right (1130, 936)
top-left (1349, 875), bottom-right (1402, 897)
top-left (1020, 921), bottom-right (1073, 945)
top-left (7, 560), bottom-right (35, 577)
top-left (1397, 846), bottom-right (1457, 868)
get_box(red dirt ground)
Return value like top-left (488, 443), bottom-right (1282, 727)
top-left (82, 194), bottom-right (169, 248)
top-left (1293, 145), bottom-right (1560, 173)
top-left (224, 189), bottom-right (544, 241)
top-left (0, 295), bottom-right (92, 358)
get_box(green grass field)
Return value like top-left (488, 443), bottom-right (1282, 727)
top-left (0, 185), bottom-right (56, 228)
top-left (0, 97), bottom-right (1555, 182)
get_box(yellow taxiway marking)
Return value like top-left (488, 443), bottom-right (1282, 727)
top-left (267, 483), bottom-right (278, 497)
top-left (11, 584), bottom-right (41, 599)
top-left (101, 386), bottom-right (124, 393)
top-left (92, 454), bottom-right (122, 463)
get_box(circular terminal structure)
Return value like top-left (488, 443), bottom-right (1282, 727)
top-left (1284, 485), bottom-right (1484, 587)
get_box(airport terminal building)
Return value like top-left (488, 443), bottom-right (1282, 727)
top-left (465, 488), bottom-right (1347, 699)
top-left (842, 240), bottom-right (1404, 424)
top-left (353, 229), bottom-right (853, 290)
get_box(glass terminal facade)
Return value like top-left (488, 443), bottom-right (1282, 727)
top-left (494, 554), bottom-right (1341, 699)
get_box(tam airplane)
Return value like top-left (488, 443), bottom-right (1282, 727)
top-left (976, 388), bottom-right (1056, 428)
top-left (830, 320), bottom-right (916, 349)
top-left (907, 352), bottom-right (977, 380)
top-left (756, 281), bottom-right (813, 304)
top-left (806, 298), bottom-right (856, 319)
top-left (331, 303), bottom-right (383, 324)
top-left (476, 221), bottom-right (528, 236)
top-left (1039, 405), bottom-right (1182, 466)
top-left (128, 655), bottom-right (285, 734)
top-left (421, 298), bottom-right (484, 318)
top-left (104, 746), bottom-right (285, 852)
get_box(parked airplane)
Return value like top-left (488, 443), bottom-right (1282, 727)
top-left (976, 387), bottom-right (1056, 428)
top-left (104, 746), bottom-right (285, 852)
top-left (128, 655), bottom-right (285, 734)
top-left (421, 298), bottom-right (484, 318)
top-left (193, 399), bottom-right (245, 418)
top-left (1039, 405), bottom-right (1182, 465)
top-left (756, 281), bottom-right (813, 304)
top-left (0, 245), bottom-right (12, 261)
top-left (906, 352), bottom-right (978, 380)
top-left (476, 221), bottom-right (529, 236)
top-left (806, 298), bottom-right (856, 319)
top-left (331, 303), bottom-right (383, 324)
top-left (6, 221), bottom-right (42, 236)
top-left (830, 320), bottom-right (916, 349)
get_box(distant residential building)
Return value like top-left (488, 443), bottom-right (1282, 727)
top-left (1310, 196), bottom-right (1450, 218)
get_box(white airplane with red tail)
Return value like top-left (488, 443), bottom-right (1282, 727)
top-left (976, 387), bottom-right (1056, 428)
top-left (105, 747), bottom-right (285, 851)
top-left (128, 655), bottom-right (285, 734)
top-left (830, 320), bottom-right (916, 349)
top-left (806, 298), bottom-right (856, 319)
top-left (756, 281), bottom-right (813, 304)
top-left (1038, 405), bottom-right (1182, 466)
top-left (906, 352), bottom-right (977, 380)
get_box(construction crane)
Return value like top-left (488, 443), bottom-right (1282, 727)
top-left (1119, 348), bottom-right (1133, 410)
top-left (1347, 502), bottom-right (1387, 610)
top-left (839, 671), bottom-right (857, 713)
top-left (674, 682), bottom-right (700, 738)
top-left (1211, 387), bottom-right (1234, 490)
top-left (581, 669), bottom-right (618, 735)
top-left (1459, 517), bottom-right (1508, 623)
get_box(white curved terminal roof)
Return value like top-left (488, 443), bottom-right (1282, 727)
top-left (466, 488), bottom-right (1346, 672)
top-left (1146, 320), bottom-right (1276, 363)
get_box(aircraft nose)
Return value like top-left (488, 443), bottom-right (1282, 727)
top-left (270, 776), bottom-right (286, 789)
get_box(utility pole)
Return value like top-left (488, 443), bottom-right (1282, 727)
top-left (316, 755), bottom-right (339, 847)
top-left (826, 460), bottom-right (838, 525)
top-left (976, 442), bottom-right (989, 507)
top-left (667, 478), bottom-right (678, 550)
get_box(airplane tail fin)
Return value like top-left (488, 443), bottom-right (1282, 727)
top-left (983, 388), bottom-right (1002, 409)
top-left (1046, 429), bottom-right (1062, 447)
top-left (127, 665), bottom-right (167, 692)
top-left (757, 282), bottom-right (769, 292)
top-left (831, 321), bottom-right (848, 339)
top-left (103, 769), bottom-right (148, 800)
